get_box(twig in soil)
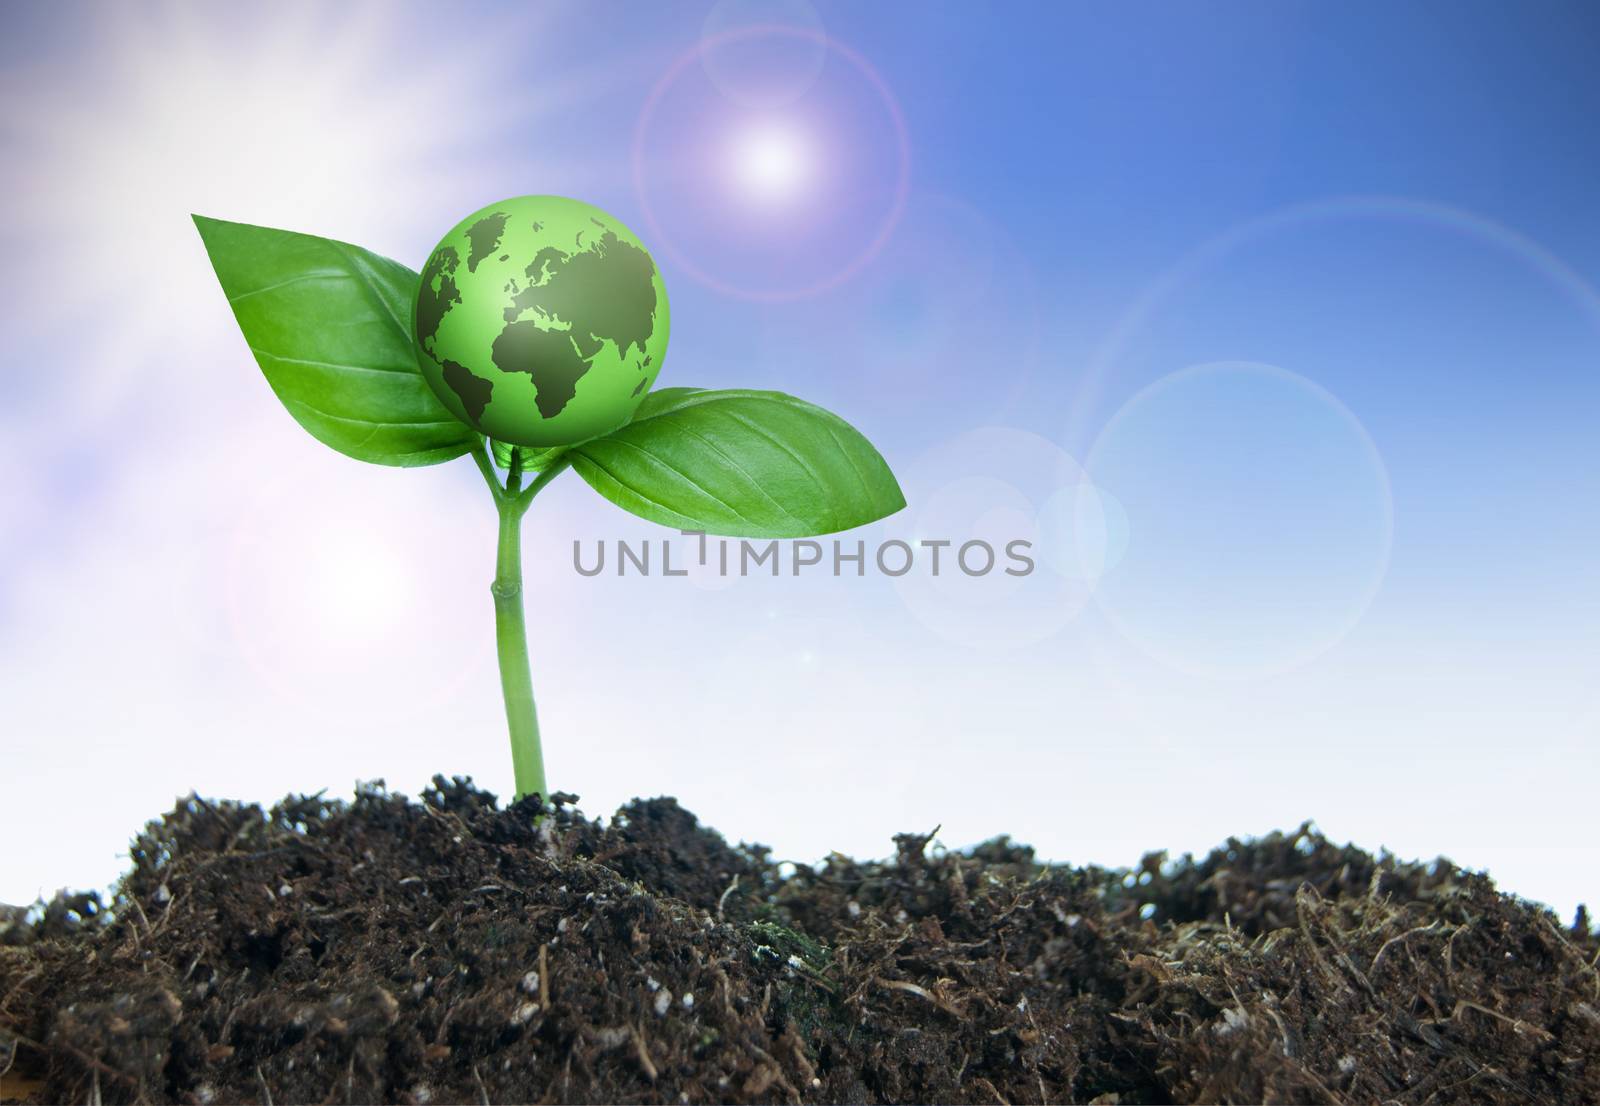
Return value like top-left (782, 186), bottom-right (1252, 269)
top-left (1366, 866), bottom-right (1386, 901)
top-left (1295, 885), bottom-right (1371, 995)
top-left (469, 883), bottom-right (516, 896)
top-left (421, 803), bottom-right (477, 843)
top-left (631, 1024), bottom-right (658, 1082)
top-left (1021, 999), bottom-right (1049, 1104)
top-left (0, 966), bottom-right (44, 1018)
top-left (1258, 1020), bottom-right (1341, 1104)
top-left (1369, 921), bottom-right (1444, 975)
top-left (1444, 919), bottom-right (1469, 975)
top-left (713, 965), bottom-right (735, 1017)
top-left (1393, 1004), bottom-right (1534, 1103)
top-left (218, 973), bottom-right (248, 1041)
top-left (779, 1023), bottom-right (818, 1087)
top-left (122, 913), bottom-right (143, 960)
top-left (1249, 991), bottom-right (1297, 1060)
top-left (471, 1062), bottom-right (490, 1105)
top-left (308, 907), bottom-right (364, 921)
top-left (433, 1001), bottom-right (459, 1047)
top-left (6, 1029), bottom-right (135, 1090)
top-left (256, 1064), bottom-right (273, 1106)
top-left (150, 891), bottom-right (183, 938)
top-left (1539, 916), bottom-right (1600, 998)
top-left (875, 977), bottom-right (961, 1016)
top-left (747, 1045), bottom-right (800, 1102)
top-left (1437, 1000), bottom-right (1556, 1041)
top-left (126, 896), bottom-right (153, 952)
top-left (1431, 1063), bottom-right (1496, 1102)
top-left (539, 944), bottom-right (550, 1009)
top-left (717, 874), bottom-right (739, 921)
top-left (972, 1075), bottom-right (1009, 1105)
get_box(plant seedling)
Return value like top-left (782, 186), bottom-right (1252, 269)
top-left (196, 195), bottom-right (904, 800)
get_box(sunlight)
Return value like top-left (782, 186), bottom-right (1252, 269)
top-left (729, 122), bottom-right (814, 205)
top-left (0, 3), bottom-right (564, 414)
top-left (304, 525), bottom-right (413, 643)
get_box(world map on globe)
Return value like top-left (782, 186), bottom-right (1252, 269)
top-left (414, 195), bottom-right (670, 448)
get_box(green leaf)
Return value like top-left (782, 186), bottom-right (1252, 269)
top-left (570, 389), bottom-right (905, 537)
top-left (490, 439), bottom-right (569, 473)
top-left (626, 386), bottom-right (714, 421)
top-left (193, 214), bottom-right (478, 467)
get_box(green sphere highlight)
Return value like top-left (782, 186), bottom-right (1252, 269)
top-left (415, 196), bottom-right (670, 447)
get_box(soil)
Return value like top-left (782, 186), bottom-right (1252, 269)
top-left (1, 779), bottom-right (1595, 1105)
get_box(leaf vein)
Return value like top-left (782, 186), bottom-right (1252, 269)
top-left (251, 349), bottom-right (418, 378)
top-left (719, 411), bottom-right (830, 498)
top-left (330, 241), bottom-right (410, 339)
top-left (573, 453), bottom-right (700, 528)
top-left (283, 396), bottom-right (465, 431)
top-left (653, 418), bottom-right (805, 526)
top-left (824, 422), bottom-right (875, 505)
top-left (227, 271), bottom-right (347, 303)
top-left (599, 438), bottom-right (762, 526)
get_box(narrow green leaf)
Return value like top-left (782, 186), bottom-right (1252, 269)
top-left (490, 439), bottom-right (569, 473)
top-left (570, 389), bottom-right (905, 537)
top-left (194, 215), bottom-right (479, 467)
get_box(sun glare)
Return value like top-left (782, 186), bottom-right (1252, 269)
top-left (0, 3), bottom-right (565, 403)
top-left (729, 123), bottom-right (814, 205)
top-left (307, 526), bottom-right (413, 642)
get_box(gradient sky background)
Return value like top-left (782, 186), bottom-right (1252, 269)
top-left (3, 1), bottom-right (1597, 922)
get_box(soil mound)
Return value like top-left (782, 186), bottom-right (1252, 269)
top-left (2, 779), bottom-right (1594, 1104)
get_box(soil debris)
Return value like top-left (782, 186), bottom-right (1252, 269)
top-left (1, 781), bottom-right (1594, 1104)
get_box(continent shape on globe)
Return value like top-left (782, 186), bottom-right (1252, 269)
top-left (415, 195), bottom-right (670, 447)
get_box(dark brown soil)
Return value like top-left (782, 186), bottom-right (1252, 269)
top-left (2, 779), bottom-right (1595, 1105)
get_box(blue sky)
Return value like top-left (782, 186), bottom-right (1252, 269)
top-left (2, 1), bottom-right (1597, 920)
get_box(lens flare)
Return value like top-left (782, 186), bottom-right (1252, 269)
top-left (1085, 361), bottom-right (1393, 679)
top-left (1068, 196), bottom-right (1600, 452)
top-left (700, 0), bottom-right (827, 107)
top-left (633, 25), bottom-right (910, 301)
top-left (224, 456), bottom-right (488, 718)
top-left (728, 122), bottom-right (815, 205)
top-left (886, 428), bottom-right (1102, 650)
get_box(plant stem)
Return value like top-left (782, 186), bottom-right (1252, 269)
top-left (479, 444), bottom-right (571, 800)
top-left (493, 497), bottom-right (544, 799)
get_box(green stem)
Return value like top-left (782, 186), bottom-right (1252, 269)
top-left (493, 499), bottom-right (544, 799)
top-left (479, 443), bottom-right (571, 801)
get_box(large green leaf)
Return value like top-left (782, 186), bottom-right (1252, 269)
top-left (570, 389), bottom-right (905, 537)
top-left (194, 215), bottom-right (478, 466)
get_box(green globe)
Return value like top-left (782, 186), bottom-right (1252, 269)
top-left (414, 195), bottom-right (670, 447)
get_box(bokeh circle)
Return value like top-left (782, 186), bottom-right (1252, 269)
top-left (1068, 196), bottom-right (1600, 452)
top-left (888, 427), bottom-right (1124, 650)
top-left (699, 0), bottom-right (828, 107)
top-left (1084, 361), bottom-right (1393, 679)
top-left (1037, 480), bottom-right (1130, 582)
